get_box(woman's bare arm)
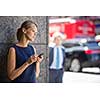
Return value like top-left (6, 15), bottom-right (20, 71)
top-left (32, 46), bottom-right (41, 78)
top-left (35, 62), bottom-right (40, 78)
top-left (7, 47), bottom-right (36, 80)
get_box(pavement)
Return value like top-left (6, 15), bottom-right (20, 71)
top-left (63, 67), bottom-right (100, 83)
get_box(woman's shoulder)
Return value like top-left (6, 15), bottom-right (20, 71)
top-left (29, 45), bottom-right (36, 49)
top-left (8, 45), bottom-right (16, 54)
top-left (9, 44), bottom-right (16, 49)
top-left (29, 45), bottom-right (36, 54)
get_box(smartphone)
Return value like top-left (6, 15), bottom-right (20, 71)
top-left (38, 53), bottom-right (44, 58)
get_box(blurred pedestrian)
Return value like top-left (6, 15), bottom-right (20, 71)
top-left (49, 34), bottom-right (65, 83)
top-left (7, 20), bottom-right (43, 83)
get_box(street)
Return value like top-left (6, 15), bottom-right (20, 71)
top-left (63, 67), bottom-right (100, 83)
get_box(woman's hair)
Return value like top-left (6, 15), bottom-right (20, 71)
top-left (17, 20), bottom-right (38, 41)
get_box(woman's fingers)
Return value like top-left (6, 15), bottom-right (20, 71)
top-left (28, 54), bottom-right (43, 65)
top-left (37, 55), bottom-right (43, 63)
top-left (31, 55), bottom-right (37, 62)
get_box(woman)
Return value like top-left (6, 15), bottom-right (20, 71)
top-left (7, 20), bottom-right (43, 83)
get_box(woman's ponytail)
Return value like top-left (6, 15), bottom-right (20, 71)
top-left (17, 28), bottom-right (23, 41)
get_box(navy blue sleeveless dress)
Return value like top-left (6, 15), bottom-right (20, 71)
top-left (11, 44), bottom-right (36, 83)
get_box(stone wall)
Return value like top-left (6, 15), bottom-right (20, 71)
top-left (0, 16), bottom-right (48, 83)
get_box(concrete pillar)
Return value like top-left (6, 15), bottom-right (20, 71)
top-left (0, 16), bottom-right (48, 83)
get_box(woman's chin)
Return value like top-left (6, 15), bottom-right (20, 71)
top-left (30, 38), bottom-right (34, 42)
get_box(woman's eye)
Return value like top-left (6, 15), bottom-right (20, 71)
top-left (32, 29), bottom-right (35, 32)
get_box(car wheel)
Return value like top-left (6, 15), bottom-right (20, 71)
top-left (70, 58), bottom-right (81, 72)
top-left (64, 58), bottom-right (71, 71)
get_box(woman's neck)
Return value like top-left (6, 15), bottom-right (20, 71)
top-left (17, 40), bottom-right (29, 47)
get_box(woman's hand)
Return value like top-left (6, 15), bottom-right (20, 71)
top-left (27, 55), bottom-right (38, 65)
top-left (37, 55), bottom-right (43, 63)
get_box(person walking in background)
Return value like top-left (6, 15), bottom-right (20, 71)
top-left (49, 34), bottom-right (65, 83)
top-left (7, 20), bottom-right (43, 83)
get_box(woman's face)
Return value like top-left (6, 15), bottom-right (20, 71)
top-left (24, 24), bottom-right (38, 41)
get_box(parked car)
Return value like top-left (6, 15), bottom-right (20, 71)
top-left (62, 38), bottom-right (100, 72)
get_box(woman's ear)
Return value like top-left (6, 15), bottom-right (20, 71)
top-left (22, 28), bottom-right (26, 34)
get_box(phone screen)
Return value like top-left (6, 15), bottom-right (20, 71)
top-left (38, 53), bottom-right (44, 58)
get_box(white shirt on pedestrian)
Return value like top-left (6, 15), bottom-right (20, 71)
top-left (50, 45), bottom-right (64, 69)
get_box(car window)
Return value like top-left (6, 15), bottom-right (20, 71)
top-left (62, 43), bottom-right (80, 48)
top-left (83, 41), bottom-right (100, 49)
top-left (84, 42), bottom-right (98, 47)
